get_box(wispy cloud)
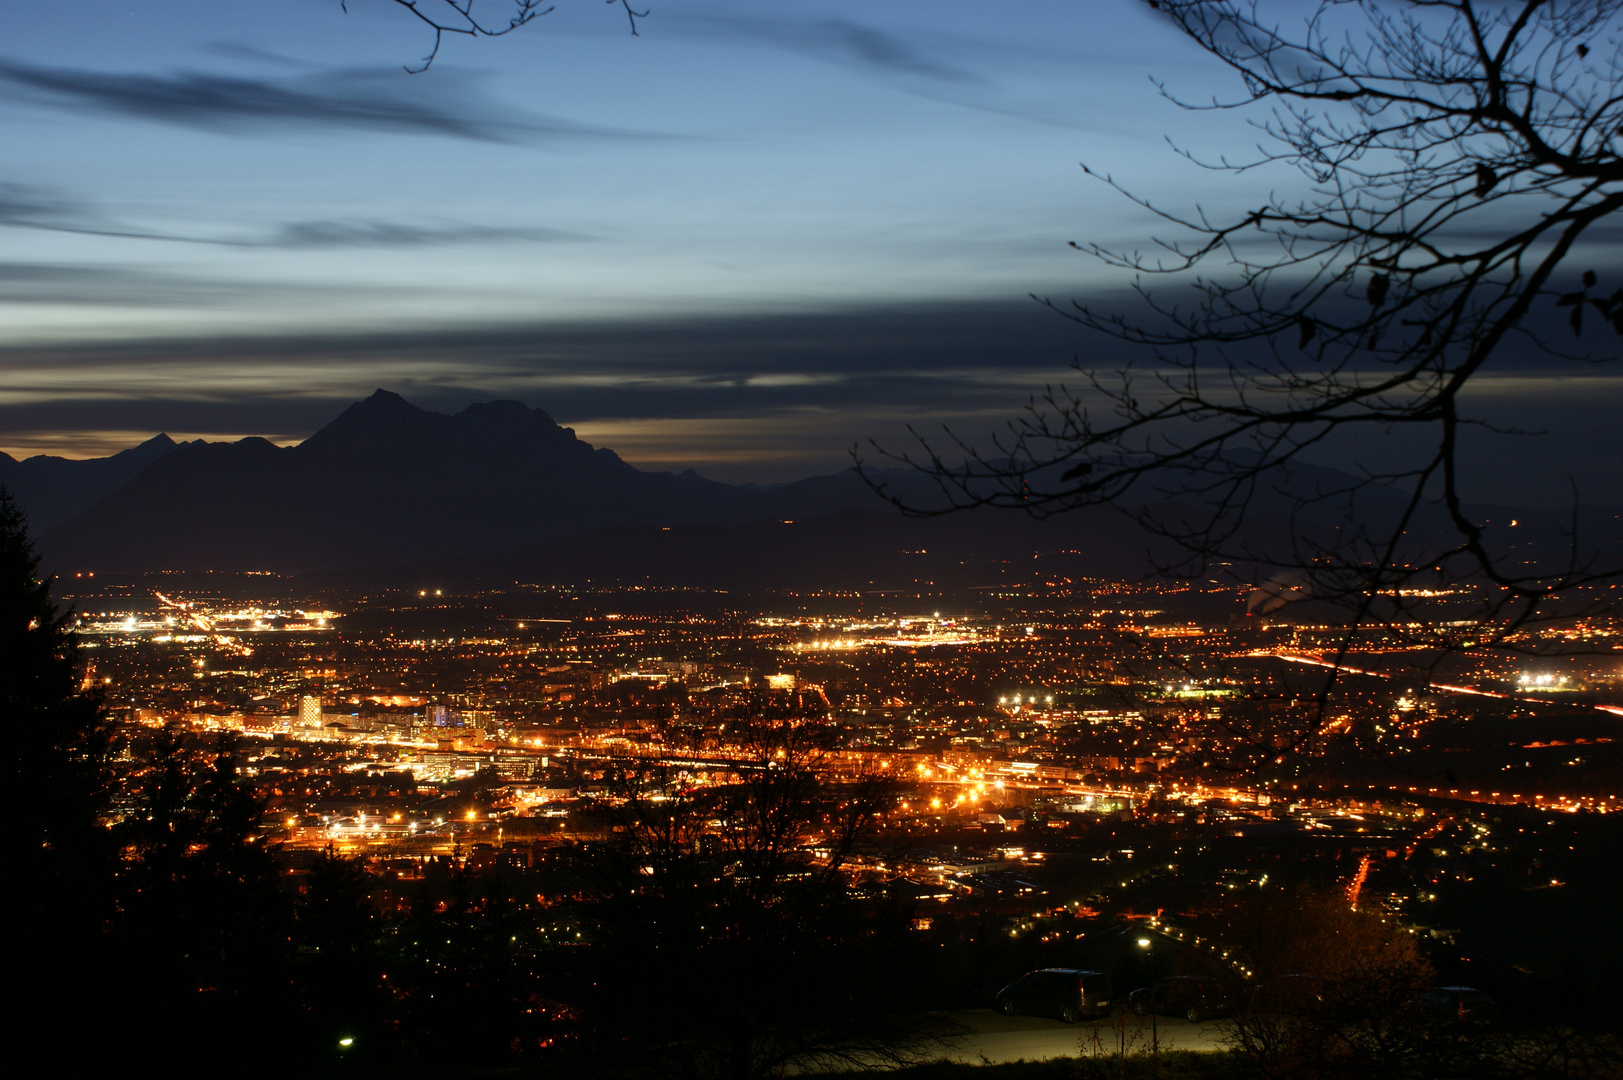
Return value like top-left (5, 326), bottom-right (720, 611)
top-left (686, 16), bottom-right (983, 85)
top-left (202, 42), bottom-right (321, 71)
top-left (0, 59), bottom-right (655, 142)
top-left (0, 183), bottom-right (584, 249)
top-left (265, 220), bottom-right (583, 248)
top-left (1, 302), bottom-right (1619, 490)
top-left (0, 260), bottom-right (407, 308)
top-left (668, 12), bottom-right (1124, 131)
top-left (0, 300), bottom-right (1080, 404)
top-left (0, 185), bottom-right (109, 236)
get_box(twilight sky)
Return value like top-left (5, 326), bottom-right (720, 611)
top-left (2, 0), bottom-right (1619, 504)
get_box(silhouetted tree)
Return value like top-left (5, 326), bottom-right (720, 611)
top-left (1213, 887), bottom-right (1433, 1078)
top-left (575, 713), bottom-right (954, 1080)
top-left (3, 487), bottom-right (115, 1054)
top-left (1217, 886), bottom-right (1623, 1079)
top-left (2, 487), bottom-right (110, 878)
top-left (296, 850), bottom-right (393, 1059)
top-left (388, 858), bottom-right (564, 1069)
top-left (112, 727), bottom-right (295, 1071)
top-left (867, 1), bottom-right (1623, 704)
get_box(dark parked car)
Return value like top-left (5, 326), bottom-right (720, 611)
top-left (1423, 986), bottom-right (1499, 1023)
top-left (995, 968), bottom-right (1115, 1022)
top-left (1128, 976), bottom-right (1229, 1023)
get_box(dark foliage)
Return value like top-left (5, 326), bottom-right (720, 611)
top-left (2, 486), bottom-right (109, 869)
top-left (4, 486), bottom-right (115, 1057)
top-left (575, 715), bottom-right (951, 1080)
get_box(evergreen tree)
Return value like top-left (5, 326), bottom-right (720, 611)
top-left (1, 486), bottom-right (109, 872)
top-left (2, 487), bottom-right (114, 1052)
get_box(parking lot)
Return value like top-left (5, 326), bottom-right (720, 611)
top-left (941, 1009), bottom-right (1230, 1062)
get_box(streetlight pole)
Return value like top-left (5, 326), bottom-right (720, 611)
top-left (1137, 935), bottom-right (1158, 1056)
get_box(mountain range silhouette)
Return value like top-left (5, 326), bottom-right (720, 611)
top-left (7, 389), bottom-right (1617, 591)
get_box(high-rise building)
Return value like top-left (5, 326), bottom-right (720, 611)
top-left (299, 695), bottom-right (323, 729)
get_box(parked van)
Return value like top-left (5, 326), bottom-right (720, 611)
top-left (995, 968), bottom-right (1115, 1022)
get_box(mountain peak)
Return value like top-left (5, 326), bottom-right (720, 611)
top-left (358, 388), bottom-right (415, 411)
top-left (9, 429), bottom-right (184, 535)
top-left (298, 389), bottom-right (432, 453)
top-left (456, 398), bottom-right (558, 429)
top-left (329, 388), bottom-right (420, 424)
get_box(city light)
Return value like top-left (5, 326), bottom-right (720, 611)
top-left (52, 575), bottom-right (1618, 1048)
top-left (15, 0), bottom-right (1622, 1062)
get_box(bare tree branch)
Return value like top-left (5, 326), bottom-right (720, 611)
top-left (352, 0), bottom-right (648, 72)
top-left (861, 0), bottom-right (1623, 750)
top-left (354, 0), bottom-right (1618, 770)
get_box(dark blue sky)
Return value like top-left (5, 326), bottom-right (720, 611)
top-left (3, 1), bottom-right (1619, 505)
